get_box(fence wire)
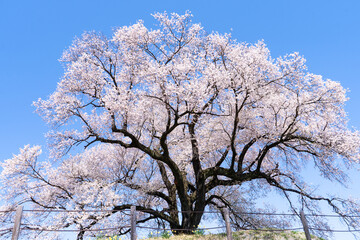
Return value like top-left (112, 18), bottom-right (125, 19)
top-left (20, 226), bottom-right (131, 232)
top-left (5, 208), bottom-right (358, 218)
top-left (4, 208), bottom-right (360, 236)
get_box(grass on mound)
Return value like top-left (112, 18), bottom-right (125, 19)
top-left (95, 229), bottom-right (325, 240)
top-left (143, 229), bottom-right (325, 240)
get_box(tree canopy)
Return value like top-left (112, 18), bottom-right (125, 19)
top-left (1, 11), bottom-right (360, 239)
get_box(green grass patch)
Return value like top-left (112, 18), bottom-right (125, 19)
top-left (142, 229), bottom-right (324, 240)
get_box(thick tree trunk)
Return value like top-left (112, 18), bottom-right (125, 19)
top-left (172, 211), bottom-right (204, 235)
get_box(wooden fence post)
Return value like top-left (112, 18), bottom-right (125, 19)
top-left (131, 206), bottom-right (137, 240)
top-left (300, 210), bottom-right (312, 240)
top-left (223, 208), bottom-right (233, 240)
top-left (11, 206), bottom-right (23, 240)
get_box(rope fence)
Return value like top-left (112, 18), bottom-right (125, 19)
top-left (4, 206), bottom-right (360, 240)
top-left (20, 226), bottom-right (131, 232)
top-left (2, 208), bottom-right (360, 217)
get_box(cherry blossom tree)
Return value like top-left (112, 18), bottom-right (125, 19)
top-left (1, 11), bottom-right (360, 239)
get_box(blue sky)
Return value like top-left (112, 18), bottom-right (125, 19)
top-left (1, 0), bottom-right (360, 239)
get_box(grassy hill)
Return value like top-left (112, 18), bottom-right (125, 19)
top-left (96, 230), bottom-right (325, 240)
top-left (143, 230), bottom-right (325, 240)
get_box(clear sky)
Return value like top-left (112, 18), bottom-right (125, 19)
top-left (1, 0), bottom-right (360, 239)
